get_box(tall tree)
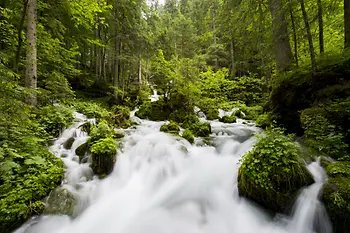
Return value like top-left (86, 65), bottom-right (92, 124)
top-left (268, 0), bottom-right (293, 71)
top-left (345, 0), bottom-right (350, 49)
top-left (25, 0), bottom-right (37, 105)
top-left (288, 0), bottom-right (298, 67)
top-left (317, 0), bottom-right (324, 54)
top-left (300, 0), bottom-right (316, 74)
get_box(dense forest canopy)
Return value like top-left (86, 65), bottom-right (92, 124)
top-left (1, 0), bottom-right (350, 232)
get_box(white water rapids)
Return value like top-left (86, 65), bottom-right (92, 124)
top-left (14, 111), bottom-right (332, 233)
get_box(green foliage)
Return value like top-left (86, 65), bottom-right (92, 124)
top-left (136, 100), bottom-right (171, 121)
top-left (256, 113), bottom-right (272, 128)
top-left (38, 105), bottom-right (74, 138)
top-left (189, 121), bottom-right (212, 137)
top-left (219, 115), bottom-right (237, 123)
top-left (160, 121), bottom-right (180, 135)
top-left (69, 100), bottom-right (111, 121)
top-left (238, 128), bottom-right (313, 212)
top-left (89, 121), bottom-right (115, 143)
top-left (90, 137), bottom-right (117, 157)
top-left (301, 107), bottom-right (348, 159)
top-left (182, 129), bottom-right (194, 143)
top-left (111, 105), bottom-right (131, 128)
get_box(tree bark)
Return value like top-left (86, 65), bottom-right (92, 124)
top-left (14, 0), bottom-right (28, 71)
top-left (345, 0), bottom-right (350, 49)
top-left (317, 0), bottom-right (324, 54)
top-left (288, 0), bottom-right (299, 67)
top-left (300, 0), bottom-right (316, 74)
top-left (230, 40), bottom-right (236, 77)
top-left (138, 58), bottom-right (142, 86)
top-left (25, 0), bottom-right (37, 106)
top-left (113, 0), bottom-right (119, 102)
top-left (268, 0), bottom-right (293, 71)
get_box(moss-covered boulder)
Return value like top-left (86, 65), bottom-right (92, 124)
top-left (238, 128), bottom-right (314, 213)
top-left (160, 121), bottom-right (180, 135)
top-left (322, 162), bottom-right (350, 233)
top-left (219, 115), bottom-right (237, 123)
top-left (75, 141), bottom-right (89, 159)
top-left (63, 137), bottom-right (75, 149)
top-left (189, 122), bottom-right (212, 137)
top-left (90, 137), bottom-right (117, 177)
top-left (182, 129), bottom-right (194, 143)
top-left (44, 187), bottom-right (76, 216)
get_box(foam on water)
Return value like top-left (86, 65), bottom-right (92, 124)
top-left (14, 111), bottom-right (331, 233)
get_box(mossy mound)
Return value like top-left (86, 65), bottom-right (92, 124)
top-left (238, 128), bottom-right (314, 213)
top-left (182, 129), bottom-right (194, 143)
top-left (90, 137), bottom-right (117, 176)
top-left (160, 121), bottom-right (180, 135)
top-left (219, 115), bottom-right (237, 123)
top-left (322, 162), bottom-right (350, 233)
top-left (89, 121), bottom-right (115, 143)
top-left (256, 113), bottom-right (272, 128)
top-left (135, 100), bottom-right (171, 121)
top-left (206, 108), bottom-right (219, 120)
top-left (189, 122), bottom-right (212, 137)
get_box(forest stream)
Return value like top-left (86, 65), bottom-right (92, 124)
top-left (13, 102), bottom-right (332, 233)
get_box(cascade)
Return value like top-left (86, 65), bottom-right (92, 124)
top-left (14, 110), bottom-right (331, 233)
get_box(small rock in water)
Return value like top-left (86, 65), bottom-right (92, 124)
top-left (63, 137), bottom-right (75, 149)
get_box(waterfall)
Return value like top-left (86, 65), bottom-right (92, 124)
top-left (14, 112), bottom-right (331, 233)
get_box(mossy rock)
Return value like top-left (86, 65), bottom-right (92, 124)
top-left (90, 137), bottom-right (117, 177)
top-left (323, 176), bottom-right (350, 233)
top-left (219, 115), bottom-right (237, 123)
top-left (238, 128), bottom-right (314, 213)
top-left (44, 187), bottom-right (76, 216)
top-left (182, 129), bottom-right (194, 143)
top-left (75, 142), bottom-right (89, 159)
top-left (63, 137), bottom-right (75, 149)
top-left (206, 108), bottom-right (219, 120)
top-left (233, 110), bottom-right (244, 118)
top-left (160, 121), bottom-right (180, 135)
top-left (189, 122), bottom-right (212, 137)
top-left (135, 100), bottom-right (171, 121)
top-left (89, 121), bottom-right (115, 143)
top-left (114, 130), bottom-right (125, 139)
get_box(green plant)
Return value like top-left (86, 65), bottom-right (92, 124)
top-left (90, 137), bottom-right (117, 156)
top-left (89, 121), bottom-right (115, 143)
top-left (256, 113), bottom-right (272, 128)
top-left (182, 129), bottom-right (194, 143)
top-left (219, 115), bottom-right (237, 123)
top-left (160, 121), bottom-right (180, 135)
top-left (189, 121), bottom-right (212, 137)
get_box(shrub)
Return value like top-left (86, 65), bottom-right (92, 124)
top-left (189, 122), bottom-right (212, 137)
top-left (38, 105), bottom-right (74, 138)
top-left (256, 113), bottom-right (272, 128)
top-left (111, 106), bottom-right (131, 128)
top-left (90, 137), bottom-right (117, 176)
top-left (238, 128), bottom-right (313, 213)
top-left (219, 115), bottom-right (237, 123)
top-left (206, 108), bottom-right (219, 120)
top-left (89, 121), bottom-right (115, 143)
top-left (160, 121), bottom-right (180, 135)
top-left (69, 100), bottom-right (111, 121)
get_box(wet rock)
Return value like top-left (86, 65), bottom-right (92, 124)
top-left (90, 137), bottom-right (117, 177)
top-left (63, 137), bottom-right (75, 149)
top-left (44, 187), bottom-right (76, 216)
top-left (75, 142), bottom-right (89, 159)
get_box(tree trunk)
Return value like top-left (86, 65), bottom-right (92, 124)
top-left (113, 0), bottom-right (119, 102)
top-left (138, 58), bottom-right (142, 86)
top-left (14, 0), bottom-right (28, 71)
top-left (345, 0), bottom-right (350, 49)
top-left (25, 0), bottom-right (37, 106)
top-left (268, 0), bottom-right (293, 71)
top-left (300, 0), bottom-right (316, 74)
top-left (288, 0), bottom-right (299, 67)
top-left (230, 40), bottom-right (236, 77)
top-left (317, 0), bottom-right (324, 54)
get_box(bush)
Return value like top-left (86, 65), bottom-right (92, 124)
top-left (238, 128), bottom-right (314, 213)
top-left (219, 115), bottom-right (237, 123)
top-left (69, 100), bottom-right (111, 121)
top-left (111, 106), bottom-right (131, 128)
top-left (160, 121), bottom-right (180, 135)
top-left (90, 137), bottom-right (117, 176)
top-left (38, 105), bottom-right (74, 138)
top-left (135, 100), bottom-right (171, 121)
top-left (89, 121), bottom-right (115, 143)
top-left (206, 108), bottom-right (219, 120)
top-left (189, 122), bottom-right (212, 137)
top-left (182, 129), bottom-right (194, 143)
top-left (256, 113), bottom-right (272, 128)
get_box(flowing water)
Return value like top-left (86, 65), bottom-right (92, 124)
top-left (14, 111), bottom-right (332, 233)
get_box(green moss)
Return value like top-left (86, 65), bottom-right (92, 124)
top-left (322, 176), bottom-right (350, 233)
top-left (219, 115), bottom-right (237, 123)
top-left (114, 130), bottom-right (125, 139)
top-left (160, 121), bottom-right (180, 135)
top-left (182, 129), bottom-right (194, 143)
top-left (189, 122), bottom-right (211, 137)
top-left (238, 128), bottom-right (314, 213)
top-left (89, 121), bottom-right (115, 143)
